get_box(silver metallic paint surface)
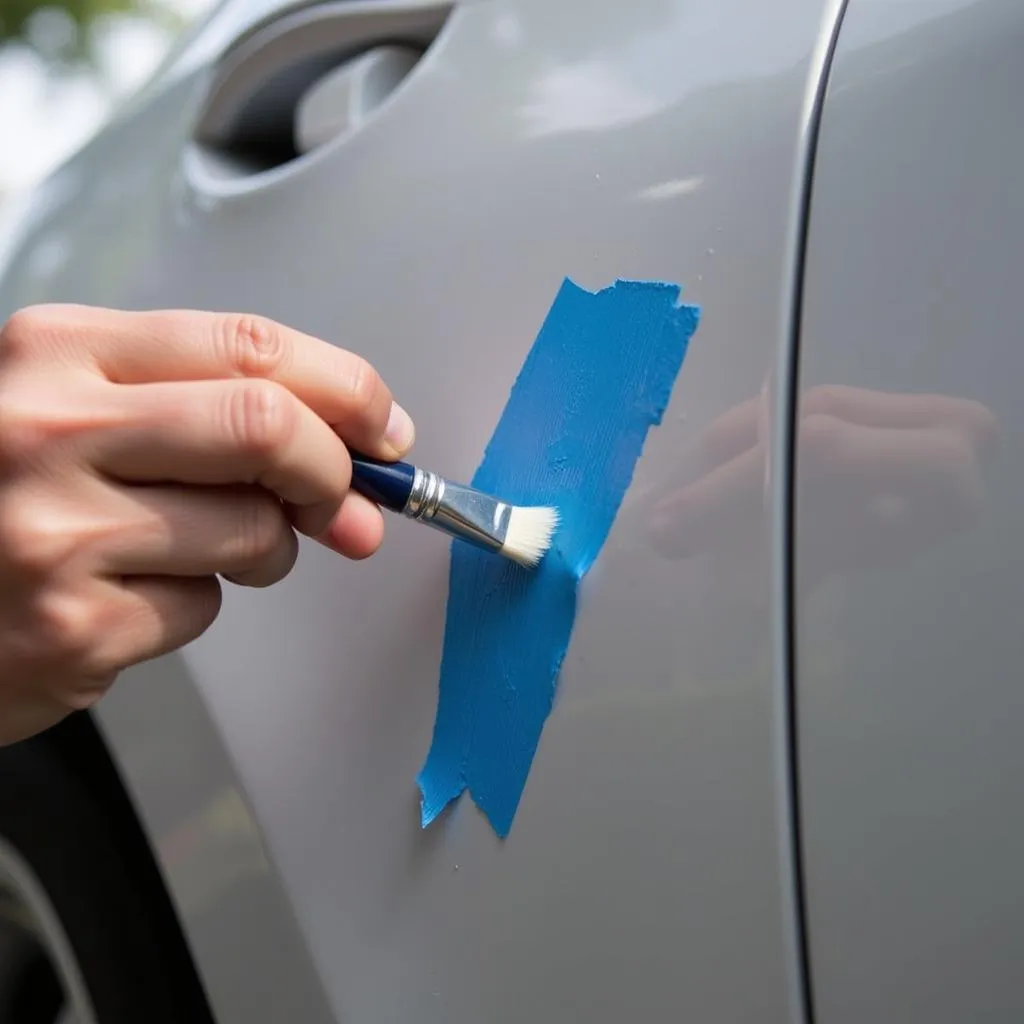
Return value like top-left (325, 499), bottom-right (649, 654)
top-left (796, 0), bottom-right (1024, 1019)
top-left (0, 0), bottom-right (845, 1019)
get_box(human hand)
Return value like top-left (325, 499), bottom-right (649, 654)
top-left (0, 305), bottom-right (415, 742)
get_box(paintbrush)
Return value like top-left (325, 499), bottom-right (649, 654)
top-left (348, 452), bottom-right (559, 568)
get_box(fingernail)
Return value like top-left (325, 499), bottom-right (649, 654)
top-left (385, 401), bottom-right (415, 454)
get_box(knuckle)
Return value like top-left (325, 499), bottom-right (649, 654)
top-left (0, 389), bottom-right (40, 466)
top-left (221, 314), bottom-right (286, 379)
top-left (31, 589), bottom-right (100, 666)
top-left (0, 306), bottom-right (51, 359)
top-left (227, 379), bottom-right (297, 456)
top-left (147, 577), bottom-right (223, 646)
top-left (0, 378), bottom-right (80, 469)
top-left (0, 501), bottom-right (70, 578)
top-left (234, 532), bottom-right (298, 589)
top-left (347, 355), bottom-right (382, 417)
top-left (236, 495), bottom-right (288, 562)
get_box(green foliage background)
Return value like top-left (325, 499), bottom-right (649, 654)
top-left (0, 0), bottom-right (181, 62)
top-left (0, 0), bottom-right (133, 42)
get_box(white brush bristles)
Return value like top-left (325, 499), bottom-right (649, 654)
top-left (502, 505), bottom-right (560, 568)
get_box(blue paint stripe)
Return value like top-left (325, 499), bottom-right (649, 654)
top-left (417, 279), bottom-right (700, 837)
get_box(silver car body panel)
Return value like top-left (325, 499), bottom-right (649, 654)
top-left (796, 0), bottom-right (1024, 1020)
top-left (15, 0), bottom-right (1019, 1020)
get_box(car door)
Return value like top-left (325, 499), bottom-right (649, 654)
top-left (0, 0), bottom-right (848, 1020)
top-left (794, 0), bottom-right (1024, 1020)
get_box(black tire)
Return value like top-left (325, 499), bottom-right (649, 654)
top-left (0, 712), bottom-right (214, 1023)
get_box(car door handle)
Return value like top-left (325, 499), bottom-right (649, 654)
top-left (293, 45), bottom-right (421, 155)
top-left (190, 0), bottom-right (453, 180)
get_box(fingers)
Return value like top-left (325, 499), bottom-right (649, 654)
top-left (98, 484), bottom-right (299, 588)
top-left (648, 446), bottom-right (763, 559)
top-left (86, 575), bottom-right (223, 678)
top-left (0, 305), bottom-right (409, 745)
top-left (665, 385), bottom-right (997, 494)
top-left (0, 573), bottom-right (221, 744)
top-left (799, 414), bottom-right (984, 512)
top-left (4, 305), bottom-right (414, 459)
top-left (646, 395), bottom-right (994, 564)
top-left (1, 574), bottom-right (222, 700)
top-left (92, 378), bottom-right (354, 537)
top-left (801, 385), bottom-right (998, 456)
top-left (313, 490), bottom-right (385, 560)
top-left (690, 395), bottom-right (762, 471)
top-left (657, 397), bottom-right (761, 496)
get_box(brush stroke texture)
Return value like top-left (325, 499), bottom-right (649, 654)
top-left (417, 278), bottom-right (700, 837)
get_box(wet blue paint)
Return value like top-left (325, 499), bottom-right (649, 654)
top-left (417, 279), bottom-right (700, 837)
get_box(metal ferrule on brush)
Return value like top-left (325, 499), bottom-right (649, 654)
top-left (402, 468), bottom-right (510, 555)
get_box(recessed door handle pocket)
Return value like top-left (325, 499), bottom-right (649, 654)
top-left (190, 0), bottom-right (453, 181)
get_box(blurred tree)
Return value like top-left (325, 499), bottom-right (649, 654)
top-left (0, 0), bottom-right (181, 63)
top-left (1, 0), bottom-right (132, 42)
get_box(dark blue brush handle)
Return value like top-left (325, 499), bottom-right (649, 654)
top-left (349, 452), bottom-right (416, 512)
